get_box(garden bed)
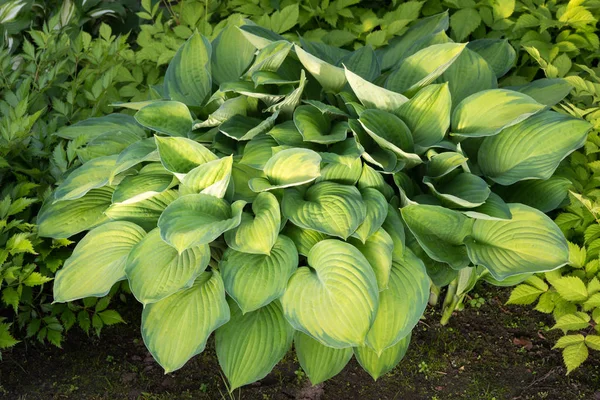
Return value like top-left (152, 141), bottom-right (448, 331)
top-left (2, 286), bottom-right (598, 400)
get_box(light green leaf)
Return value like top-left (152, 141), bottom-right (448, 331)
top-left (295, 45), bottom-right (346, 92)
top-left (281, 240), bottom-right (379, 348)
top-left (156, 136), bottom-right (218, 178)
top-left (465, 203), bottom-right (569, 280)
top-left (348, 228), bottom-right (394, 291)
top-left (424, 173), bottom-right (491, 208)
top-left (496, 176), bottom-right (571, 213)
top-left (294, 331), bottom-right (352, 385)
top-left (352, 188), bottom-right (388, 243)
top-left (554, 276), bottom-right (589, 302)
top-left (38, 187), bottom-right (114, 239)
top-left (283, 182), bottom-right (366, 239)
top-left (211, 24), bottom-right (256, 85)
top-left (293, 105), bottom-right (347, 144)
top-left (462, 192), bottom-right (512, 221)
top-left (134, 101), bottom-right (193, 137)
top-left (55, 114), bottom-right (145, 144)
top-left (112, 165), bottom-right (174, 204)
top-left (54, 156), bottom-right (117, 202)
top-left (224, 192), bottom-right (281, 255)
top-left (126, 228), bottom-right (211, 304)
top-left (365, 249), bottom-right (428, 355)
top-left (248, 148), bottom-right (321, 192)
top-left (245, 40), bottom-right (292, 76)
top-left (282, 224), bottom-right (328, 256)
top-left (220, 235), bottom-right (298, 313)
top-left (402, 205), bottom-right (473, 269)
top-left (506, 284), bottom-right (545, 305)
top-left (468, 39), bottom-right (516, 78)
top-left (513, 78), bottom-right (572, 107)
top-left (426, 151), bottom-right (468, 179)
top-left (53, 222), bottom-right (146, 302)
top-left (180, 156), bottom-right (233, 198)
top-left (355, 333), bottom-right (411, 381)
top-left (345, 67), bottom-right (408, 112)
top-left (219, 113), bottom-right (279, 141)
top-left (396, 83), bottom-right (451, 150)
top-left (385, 43), bottom-right (466, 95)
top-left (105, 190), bottom-right (179, 230)
top-left (142, 271), bottom-right (230, 373)
top-left (450, 8), bottom-right (481, 41)
top-left (216, 299), bottom-right (294, 391)
top-left (110, 138), bottom-right (159, 182)
top-left (478, 111), bottom-right (591, 185)
top-left (451, 89), bottom-right (545, 137)
top-left (158, 194), bottom-right (245, 252)
top-left (563, 342), bottom-right (589, 373)
top-left (165, 31), bottom-right (212, 107)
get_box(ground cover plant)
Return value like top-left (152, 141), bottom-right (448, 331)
top-left (35, 11), bottom-right (594, 390)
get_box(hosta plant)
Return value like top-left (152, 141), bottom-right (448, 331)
top-left (39, 14), bottom-right (591, 389)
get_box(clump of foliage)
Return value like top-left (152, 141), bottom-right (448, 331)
top-left (39, 13), bottom-right (592, 388)
top-left (0, 22), bottom-right (136, 352)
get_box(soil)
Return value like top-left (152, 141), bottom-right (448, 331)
top-left (1, 285), bottom-right (599, 400)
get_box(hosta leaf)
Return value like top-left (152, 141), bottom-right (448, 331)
top-left (239, 134), bottom-right (279, 169)
top-left (231, 162), bottom-right (264, 202)
top-left (317, 157), bottom-right (362, 185)
top-left (463, 192), bottom-right (513, 221)
top-left (224, 192), bottom-right (280, 255)
top-left (512, 78), bottom-right (572, 107)
top-left (142, 271), bottom-right (230, 373)
top-left (112, 166), bottom-right (174, 204)
top-left (426, 151), bottom-right (468, 179)
top-left (396, 83), bottom-right (451, 150)
top-left (216, 299), bottom-right (294, 391)
top-left (382, 204), bottom-right (406, 258)
top-left (424, 173), bottom-right (491, 208)
top-left (402, 205), bottom-right (473, 269)
top-left (55, 114), bottom-right (145, 143)
top-left (358, 109), bottom-right (421, 168)
top-left (365, 249), bottom-right (428, 355)
top-left (245, 41), bottom-right (292, 76)
top-left (158, 194), bottom-right (245, 253)
top-left (211, 25), bottom-right (255, 85)
top-left (220, 235), bottom-right (298, 313)
top-left (293, 105), bottom-right (347, 144)
top-left (248, 148), bottom-right (321, 192)
top-left (134, 101), bottom-right (193, 137)
top-left (345, 68), bottom-right (408, 112)
top-left (294, 331), bottom-right (353, 385)
top-left (180, 156), bottom-right (233, 198)
top-left (340, 45), bottom-right (380, 82)
top-left (38, 187), bottom-right (114, 239)
top-left (385, 43), bottom-right (466, 95)
top-left (295, 45), bottom-right (346, 92)
top-left (467, 39), bottom-right (516, 78)
top-left (53, 222), bottom-right (146, 302)
top-left (282, 224), bottom-right (328, 256)
top-left (352, 188), bottom-right (388, 243)
top-left (54, 156), bottom-right (117, 202)
top-left (281, 240), bottom-right (379, 348)
top-left (451, 89), bottom-right (545, 137)
top-left (164, 31), bottom-right (212, 107)
top-left (219, 113), bottom-right (278, 141)
top-left (110, 138), bottom-right (159, 182)
top-left (282, 182), bottom-right (366, 239)
top-left (78, 131), bottom-right (142, 163)
top-left (478, 111), bottom-right (591, 185)
top-left (196, 96), bottom-right (249, 128)
top-left (348, 228), bottom-right (394, 291)
top-left (105, 190), bottom-right (179, 230)
top-left (126, 228), bottom-right (211, 304)
top-left (156, 136), bottom-right (218, 178)
top-left (465, 204), bottom-right (569, 280)
top-left (350, 120), bottom-right (400, 174)
top-left (358, 163), bottom-right (396, 200)
top-left (355, 333), bottom-right (411, 381)
top-left (495, 177), bottom-right (571, 213)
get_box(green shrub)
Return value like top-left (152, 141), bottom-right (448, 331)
top-left (38, 14), bottom-right (592, 387)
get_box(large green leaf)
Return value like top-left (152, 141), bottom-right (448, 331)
top-left (355, 333), bottom-right (411, 381)
top-left (55, 114), bottom-right (145, 143)
top-left (216, 299), bottom-right (294, 391)
top-left (451, 89), bottom-right (545, 137)
top-left (293, 105), bottom-right (347, 144)
top-left (402, 204), bottom-right (473, 269)
top-left (245, 40), bottom-right (292, 76)
top-left (125, 228), bottom-right (211, 304)
top-left (141, 271), bottom-right (230, 373)
top-left (341, 45), bottom-right (380, 82)
top-left (358, 109), bottom-right (422, 168)
top-left (248, 148), bottom-right (321, 192)
top-left (53, 156), bottom-right (117, 202)
top-left (53, 222), bottom-right (146, 302)
top-left (365, 249), bottom-right (428, 355)
top-left (112, 165), bottom-right (174, 204)
top-left (281, 239), bottom-right (379, 348)
top-left (158, 194), bottom-right (245, 252)
top-left (231, 162), bottom-right (264, 202)
top-left (180, 156), bottom-right (233, 198)
top-left (352, 188), bottom-right (388, 243)
top-left (220, 235), bottom-right (298, 313)
top-left (134, 101), bottom-right (193, 137)
top-left (295, 45), bottom-right (346, 92)
top-left (424, 173), bottom-right (491, 208)
top-left (385, 43), bottom-right (466, 95)
top-left (164, 31), bottom-right (212, 107)
top-left (294, 331), bottom-right (353, 385)
top-left (495, 177), bottom-right (571, 213)
top-left (110, 138), bottom-right (159, 182)
top-left (426, 151), bottom-right (468, 178)
top-left (465, 203), bottom-right (569, 280)
top-left (513, 78), bottom-right (572, 107)
top-left (478, 111), bottom-right (591, 185)
top-left (282, 182), bottom-right (366, 239)
top-left (224, 192), bottom-right (281, 255)
top-left (38, 187), bottom-right (114, 239)
top-left (77, 130), bottom-right (142, 163)
top-left (396, 83), bottom-right (451, 150)
top-left (155, 136), bottom-right (218, 178)
top-left (348, 228), bottom-right (394, 291)
top-left (105, 190), bottom-right (179, 230)
top-left (345, 67), bottom-right (408, 112)
top-left (211, 24), bottom-right (256, 85)
top-left (467, 39), bottom-right (516, 78)
top-left (382, 204), bottom-right (406, 259)
top-left (282, 224), bottom-right (328, 256)
top-left (462, 192), bottom-right (512, 221)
